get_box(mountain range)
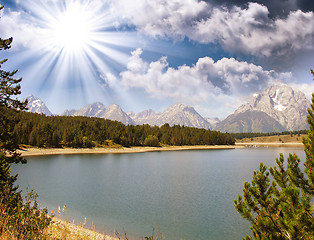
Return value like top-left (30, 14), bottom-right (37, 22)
top-left (127, 103), bottom-right (212, 129)
top-left (25, 84), bottom-right (311, 133)
top-left (62, 102), bottom-right (136, 125)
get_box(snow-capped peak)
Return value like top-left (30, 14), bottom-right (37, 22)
top-left (272, 89), bottom-right (287, 111)
top-left (25, 95), bottom-right (52, 116)
top-left (234, 84), bottom-right (310, 130)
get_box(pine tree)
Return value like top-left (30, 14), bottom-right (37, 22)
top-left (0, 5), bottom-right (27, 200)
top-left (234, 70), bottom-right (314, 240)
top-left (0, 5), bottom-right (51, 238)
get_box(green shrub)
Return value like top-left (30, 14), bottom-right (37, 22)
top-left (144, 135), bottom-right (160, 147)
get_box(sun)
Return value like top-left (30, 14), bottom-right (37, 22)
top-left (15, 0), bottom-right (138, 106)
top-left (50, 2), bottom-right (94, 52)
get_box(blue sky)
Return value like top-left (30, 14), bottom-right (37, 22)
top-left (1, 0), bottom-right (314, 118)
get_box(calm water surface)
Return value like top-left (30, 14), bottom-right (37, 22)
top-left (11, 147), bottom-right (305, 240)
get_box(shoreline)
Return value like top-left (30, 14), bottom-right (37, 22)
top-left (18, 145), bottom-right (241, 157)
top-left (17, 143), bottom-right (305, 157)
top-left (235, 142), bottom-right (304, 148)
top-left (48, 217), bottom-right (118, 240)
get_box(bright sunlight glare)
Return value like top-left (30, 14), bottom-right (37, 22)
top-left (51, 2), bottom-right (92, 52)
top-left (11, 0), bottom-right (140, 107)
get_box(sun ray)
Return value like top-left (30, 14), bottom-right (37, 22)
top-left (12, 0), bottom-right (139, 110)
top-left (88, 41), bottom-right (131, 66)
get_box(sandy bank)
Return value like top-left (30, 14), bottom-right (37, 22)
top-left (17, 143), bottom-right (304, 157)
top-left (48, 217), bottom-right (118, 240)
top-left (18, 145), bottom-right (241, 157)
top-left (236, 142), bottom-right (304, 148)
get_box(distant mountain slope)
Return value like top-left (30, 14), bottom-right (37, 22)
top-left (215, 111), bottom-right (286, 133)
top-left (62, 103), bottom-right (135, 125)
top-left (63, 102), bottom-right (106, 117)
top-left (215, 84), bottom-right (310, 133)
top-left (100, 104), bottom-right (135, 125)
top-left (205, 117), bottom-right (221, 129)
top-left (25, 95), bottom-right (52, 116)
top-left (127, 109), bottom-right (160, 125)
top-left (128, 103), bottom-right (211, 129)
top-left (155, 103), bottom-right (211, 129)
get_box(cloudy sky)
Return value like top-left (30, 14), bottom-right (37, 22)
top-left (1, 0), bottom-right (314, 118)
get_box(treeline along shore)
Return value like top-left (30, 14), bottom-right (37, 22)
top-left (4, 107), bottom-right (235, 148)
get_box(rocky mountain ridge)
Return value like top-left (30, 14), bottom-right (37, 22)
top-left (63, 102), bottom-right (211, 129)
top-left (63, 102), bottom-right (135, 125)
top-left (25, 84), bottom-right (311, 132)
top-left (25, 95), bottom-right (52, 116)
top-left (215, 85), bottom-right (310, 132)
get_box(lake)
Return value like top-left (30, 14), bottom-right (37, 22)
top-left (11, 147), bottom-right (305, 240)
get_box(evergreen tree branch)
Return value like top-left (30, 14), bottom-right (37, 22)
top-left (235, 69), bottom-right (314, 240)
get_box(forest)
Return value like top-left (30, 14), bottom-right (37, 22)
top-left (3, 107), bottom-right (235, 148)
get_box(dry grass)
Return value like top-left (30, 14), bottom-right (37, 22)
top-left (0, 217), bottom-right (117, 240)
top-left (45, 218), bottom-right (166, 240)
top-left (0, 188), bottom-right (51, 240)
top-left (44, 202), bottom-right (117, 240)
top-left (1, 188), bottom-right (164, 240)
top-left (0, 213), bottom-right (119, 240)
top-left (236, 134), bottom-right (306, 143)
top-left (45, 217), bottom-right (117, 240)
top-left (0, 195), bottom-right (117, 240)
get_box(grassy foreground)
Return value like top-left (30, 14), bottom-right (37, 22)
top-left (45, 217), bottom-right (117, 240)
top-left (0, 197), bottom-right (117, 240)
top-left (0, 217), bottom-right (117, 240)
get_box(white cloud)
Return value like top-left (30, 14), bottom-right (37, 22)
top-left (126, 48), bottom-right (148, 74)
top-left (110, 0), bottom-right (208, 39)
top-left (119, 48), bottom-right (292, 106)
top-left (0, 9), bottom-right (43, 49)
top-left (110, 1), bottom-right (314, 57)
top-left (5, 1), bottom-right (314, 57)
top-left (192, 3), bottom-right (314, 56)
top-left (118, 49), bottom-right (296, 117)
